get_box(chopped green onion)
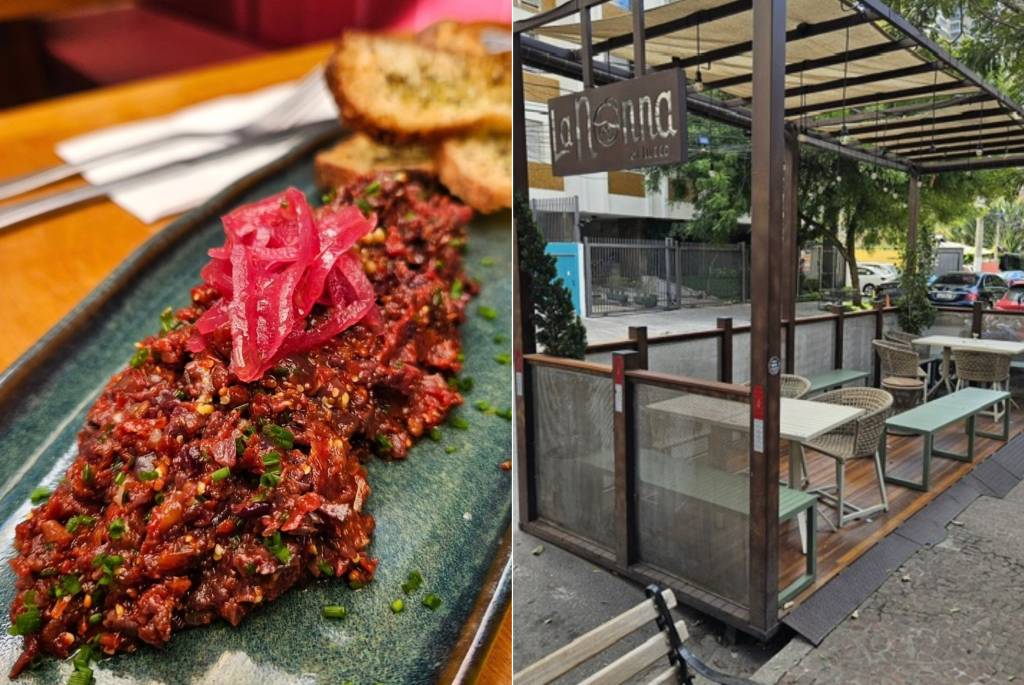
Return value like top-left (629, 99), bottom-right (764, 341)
top-left (9, 605), bottom-right (41, 636)
top-left (449, 237), bottom-right (467, 253)
top-left (262, 423), bottom-right (294, 449)
top-left (174, 389), bottom-right (188, 400)
top-left (57, 575), bottom-right (81, 598)
top-left (262, 451), bottom-right (281, 470)
top-left (456, 352), bottom-right (465, 363)
top-left (494, 353), bottom-right (511, 365)
top-left (458, 376), bottom-right (474, 392)
top-left (321, 189), bottom-right (337, 204)
top-left (29, 487), bottom-right (51, 505)
top-left (422, 593), bottom-right (442, 610)
top-left (480, 257), bottom-right (495, 267)
top-left (390, 598), bottom-right (405, 613)
top-left (493, 334), bottom-right (507, 345)
top-left (450, 417), bottom-right (469, 430)
top-left (108, 518), bottom-right (126, 540)
top-left (260, 472), bottom-right (280, 488)
top-left (39, 568), bottom-right (58, 578)
top-left (88, 613), bottom-right (102, 625)
top-left (264, 532), bottom-right (292, 564)
top-left (317, 560), bottom-right (334, 576)
top-left (357, 198), bottom-right (373, 215)
top-left (322, 605), bottom-right (348, 619)
top-left (236, 437), bottom-right (247, 456)
top-left (445, 445), bottom-right (459, 454)
top-left (365, 180), bottom-right (381, 196)
top-left (375, 435), bottom-right (393, 453)
top-left (479, 306), bottom-right (498, 321)
top-left (495, 407), bottom-right (513, 421)
top-left (211, 467), bottom-right (231, 482)
top-left (451, 279), bottom-right (464, 298)
top-left (81, 464), bottom-right (93, 484)
top-left (67, 666), bottom-right (93, 685)
top-left (428, 427), bottom-right (442, 442)
top-left (160, 307), bottom-right (178, 333)
top-left (401, 570), bottom-right (423, 595)
top-left (403, 211), bottom-right (416, 221)
top-left (114, 471), bottom-right (127, 486)
top-left (66, 515), bottom-right (95, 534)
top-left (138, 470), bottom-right (158, 482)
top-left (129, 347), bottom-right (149, 369)
top-left (474, 400), bottom-right (492, 413)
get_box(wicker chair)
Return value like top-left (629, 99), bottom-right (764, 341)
top-left (884, 329), bottom-right (941, 381)
top-left (803, 387), bottom-right (893, 528)
top-left (743, 374), bottom-right (811, 399)
top-left (952, 349), bottom-right (1011, 419)
top-left (874, 339), bottom-right (930, 400)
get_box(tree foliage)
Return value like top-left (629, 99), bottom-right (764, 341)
top-left (897, 226), bottom-right (937, 335)
top-left (514, 195), bottom-right (588, 359)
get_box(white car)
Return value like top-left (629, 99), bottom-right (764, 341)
top-left (855, 263), bottom-right (897, 297)
top-left (862, 262), bottom-right (900, 279)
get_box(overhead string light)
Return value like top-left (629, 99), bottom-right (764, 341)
top-left (839, 24), bottom-right (851, 144)
top-left (976, 99), bottom-right (985, 157)
top-left (693, 22), bottom-right (705, 92)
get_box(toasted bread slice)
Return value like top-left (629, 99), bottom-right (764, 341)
top-left (326, 31), bottom-right (511, 140)
top-left (417, 20), bottom-right (511, 56)
top-left (437, 133), bottom-right (511, 214)
top-left (315, 133), bottom-right (437, 189)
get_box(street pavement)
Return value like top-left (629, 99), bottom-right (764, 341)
top-left (582, 301), bottom-right (825, 344)
top-left (771, 481), bottom-right (1024, 685)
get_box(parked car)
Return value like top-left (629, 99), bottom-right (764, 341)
top-left (855, 263), bottom-right (897, 297)
top-left (928, 272), bottom-right (1008, 307)
top-left (862, 261), bottom-right (900, 279)
top-left (1000, 270), bottom-right (1024, 286)
top-left (995, 284), bottom-right (1024, 312)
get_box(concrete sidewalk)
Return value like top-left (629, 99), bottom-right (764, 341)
top-left (583, 301), bottom-right (824, 344)
top-left (763, 480), bottom-right (1024, 685)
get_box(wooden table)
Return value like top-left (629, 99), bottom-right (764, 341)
top-left (913, 335), bottom-right (1024, 394)
top-left (0, 42), bottom-right (511, 684)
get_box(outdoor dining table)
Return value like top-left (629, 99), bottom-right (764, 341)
top-left (648, 394), bottom-right (864, 552)
top-left (913, 335), bottom-right (1024, 395)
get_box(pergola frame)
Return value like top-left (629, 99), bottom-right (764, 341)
top-left (513, 0), bottom-right (1024, 638)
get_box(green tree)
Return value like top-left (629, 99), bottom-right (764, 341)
top-left (515, 195), bottom-right (588, 359)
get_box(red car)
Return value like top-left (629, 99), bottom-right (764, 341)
top-left (995, 284), bottom-right (1024, 311)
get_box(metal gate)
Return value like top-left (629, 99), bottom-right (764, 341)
top-left (530, 196), bottom-right (579, 243)
top-left (583, 238), bottom-right (749, 316)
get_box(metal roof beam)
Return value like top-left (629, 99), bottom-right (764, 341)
top-left (835, 104), bottom-right (1006, 136)
top-left (886, 129), bottom-right (1024, 153)
top-left (787, 80), bottom-right (966, 117)
top-left (856, 117), bottom-right (1014, 145)
top-left (920, 153), bottom-right (1024, 173)
top-left (905, 139), bottom-right (1024, 159)
top-left (588, 0), bottom-right (751, 55)
top-left (707, 39), bottom-right (912, 90)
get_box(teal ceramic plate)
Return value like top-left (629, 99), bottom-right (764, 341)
top-left (0, 130), bottom-right (512, 685)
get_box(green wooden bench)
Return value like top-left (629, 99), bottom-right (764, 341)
top-left (641, 460), bottom-right (818, 604)
top-left (880, 387), bottom-right (1010, 492)
top-left (805, 369), bottom-right (870, 395)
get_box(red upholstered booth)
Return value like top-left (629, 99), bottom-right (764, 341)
top-left (41, 0), bottom-right (511, 87)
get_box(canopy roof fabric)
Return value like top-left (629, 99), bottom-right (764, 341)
top-left (525, 0), bottom-right (1024, 173)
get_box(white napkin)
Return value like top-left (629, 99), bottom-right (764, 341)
top-left (56, 78), bottom-right (339, 224)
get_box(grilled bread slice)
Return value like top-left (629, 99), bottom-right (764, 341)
top-left (326, 31), bottom-right (511, 140)
top-left (417, 20), bottom-right (512, 56)
top-left (315, 133), bottom-right (437, 188)
top-left (437, 133), bottom-right (511, 214)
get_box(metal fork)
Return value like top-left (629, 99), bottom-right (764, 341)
top-left (0, 68), bottom-right (327, 202)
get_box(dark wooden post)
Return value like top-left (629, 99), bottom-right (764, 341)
top-left (580, 3), bottom-right (594, 88)
top-left (908, 173), bottom-right (920, 256)
top-left (783, 128), bottom-right (799, 375)
top-left (631, 0), bottom-right (646, 76)
top-left (830, 304), bottom-right (845, 370)
top-left (972, 301), bottom-right (984, 337)
top-left (717, 317), bottom-right (734, 383)
top-left (612, 351), bottom-right (641, 568)
top-left (512, 29), bottom-right (537, 527)
top-left (873, 304), bottom-right (885, 387)
top-left (628, 326), bottom-right (649, 370)
top-left (748, 0), bottom-right (785, 633)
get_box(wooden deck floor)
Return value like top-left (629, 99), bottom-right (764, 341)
top-left (778, 407), bottom-right (1023, 610)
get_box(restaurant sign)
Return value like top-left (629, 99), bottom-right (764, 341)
top-left (548, 68), bottom-right (687, 176)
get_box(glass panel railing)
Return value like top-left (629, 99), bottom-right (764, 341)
top-left (633, 382), bottom-right (751, 606)
top-left (531, 365), bottom-right (615, 550)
